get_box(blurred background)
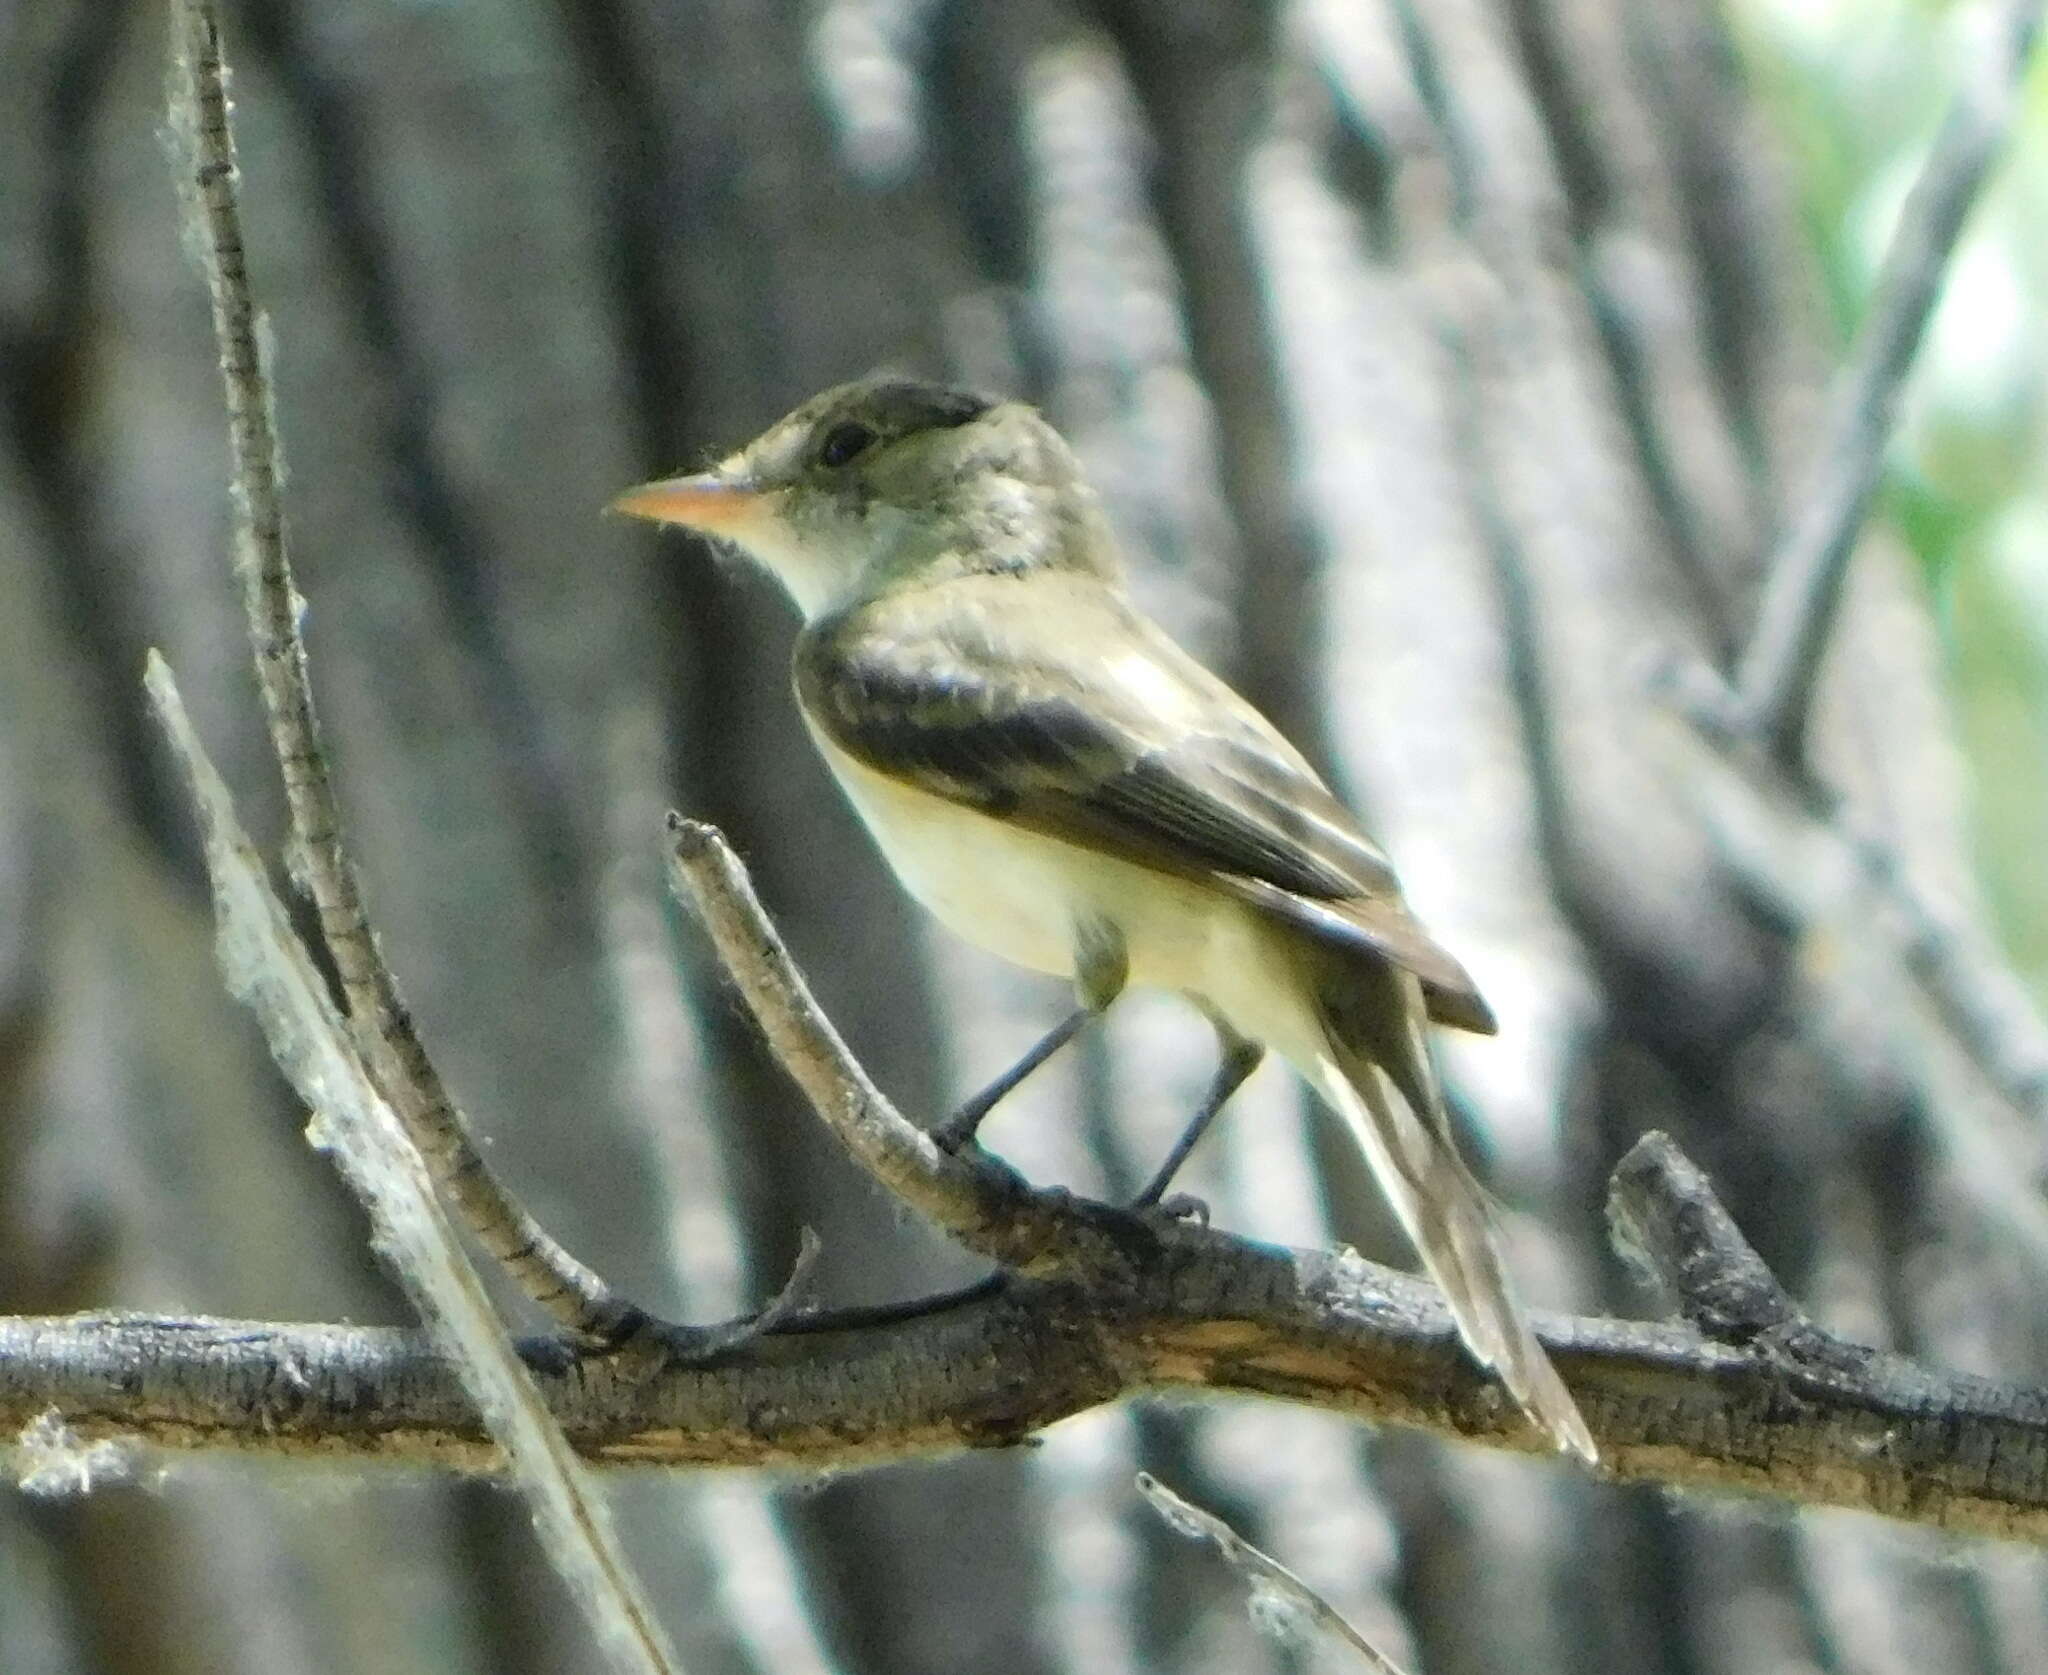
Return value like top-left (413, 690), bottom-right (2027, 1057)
top-left (4, 0), bottom-right (2048, 1670)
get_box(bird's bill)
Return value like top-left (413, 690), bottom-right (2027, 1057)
top-left (609, 469), bottom-right (770, 536)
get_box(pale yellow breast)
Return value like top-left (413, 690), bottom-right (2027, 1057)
top-left (809, 730), bottom-right (1309, 1050)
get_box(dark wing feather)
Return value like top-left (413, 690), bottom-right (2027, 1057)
top-left (797, 590), bottom-right (1496, 1035)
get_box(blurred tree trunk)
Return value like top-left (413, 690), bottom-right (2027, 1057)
top-left (3, 1), bottom-right (2043, 1672)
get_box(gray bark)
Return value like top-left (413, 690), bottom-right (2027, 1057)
top-left (3, 0), bottom-right (2045, 1671)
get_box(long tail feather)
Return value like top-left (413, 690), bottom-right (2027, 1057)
top-left (1308, 1019), bottom-right (1596, 1462)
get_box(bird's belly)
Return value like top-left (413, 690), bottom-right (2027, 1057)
top-left (814, 737), bottom-right (1304, 1040)
top-left (816, 744), bottom-right (1100, 977)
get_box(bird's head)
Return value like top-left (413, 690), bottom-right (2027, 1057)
top-left (611, 377), bottom-right (1118, 618)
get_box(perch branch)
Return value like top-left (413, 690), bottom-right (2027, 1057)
top-left (17, 768), bottom-right (2048, 1545)
top-left (165, 0), bottom-right (636, 1341)
top-left (1730, 0), bottom-right (2045, 763)
top-left (9, 1133), bottom-right (2048, 1541)
top-left (664, 815), bottom-right (1166, 1278)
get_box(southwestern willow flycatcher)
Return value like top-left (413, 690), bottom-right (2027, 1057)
top-left (613, 378), bottom-right (1594, 1461)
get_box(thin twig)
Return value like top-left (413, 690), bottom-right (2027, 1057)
top-left (163, 0), bottom-right (631, 1340)
top-left (141, 657), bottom-right (680, 1675)
top-left (1136, 1473), bottom-right (1412, 1671)
top-left (663, 815), bottom-right (1131, 1274)
top-left (651, 1230), bottom-right (824, 1362)
top-left (1732, 0), bottom-right (2046, 763)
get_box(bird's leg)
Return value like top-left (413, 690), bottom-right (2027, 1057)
top-left (1132, 1023), bottom-right (1264, 1208)
top-left (932, 918), bottom-right (1128, 1154)
top-left (931, 1007), bottom-right (1094, 1152)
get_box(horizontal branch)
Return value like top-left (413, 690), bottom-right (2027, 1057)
top-left (8, 1167), bottom-right (2048, 1543)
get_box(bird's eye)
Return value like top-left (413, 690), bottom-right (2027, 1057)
top-left (817, 421), bottom-right (879, 469)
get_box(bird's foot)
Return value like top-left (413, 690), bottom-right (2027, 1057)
top-left (1134, 1189), bottom-right (1209, 1224)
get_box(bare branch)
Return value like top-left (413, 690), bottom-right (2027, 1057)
top-left (1136, 1472), bottom-right (1411, 1671)
top-left (1731, 0), bottom-right (2046, 763)
top-left (9, 1144), bottom-right (2048, 1541)
top-left (1609, 1132), bottom-right (1808, 1342)
top-left (141, 656), bottom-right (679, 1675)
top-left (162, 0), bottom-right (633, 1341)
top-left (663, 815), bottom-right (1144, 1275)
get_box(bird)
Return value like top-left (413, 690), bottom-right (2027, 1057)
top-left (611, 375), bottom-right (1595, 1461)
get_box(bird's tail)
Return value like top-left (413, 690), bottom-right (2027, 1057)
top-left (1305, 968), bottom-right (1596, 1462)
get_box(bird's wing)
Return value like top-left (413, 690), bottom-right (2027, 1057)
top-left (795, 584), bottom-right (1496, 1035)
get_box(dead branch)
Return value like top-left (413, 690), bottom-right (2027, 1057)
top-left (665, 815), bottom-right (1152, 1276)
top-left (8, 1129), bottom-right (2048, 1542)
top-left (166, 0), bottom-right (636, 1345)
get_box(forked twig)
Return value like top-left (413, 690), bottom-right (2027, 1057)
top-left (663, 814), bottom-right (1125, 1274)
top-left (164, 0), bottom-right (633, 1342)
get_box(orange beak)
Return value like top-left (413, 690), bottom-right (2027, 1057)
top-left (608, 471), bottom-right (768, 536)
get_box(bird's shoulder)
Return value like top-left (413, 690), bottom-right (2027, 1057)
top-left (794, 575), bottom-right (1132, 802)
top-left (797, 574), bottom-right (1279, 758)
